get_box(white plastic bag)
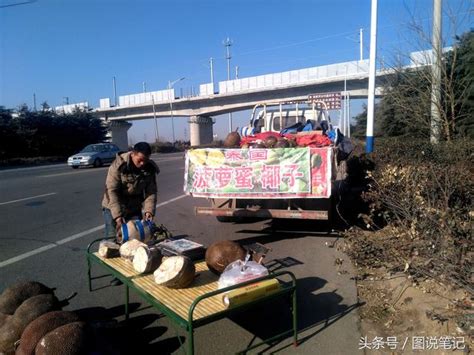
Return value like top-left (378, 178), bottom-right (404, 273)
top-left (218, 259), bottom-right (269, 289)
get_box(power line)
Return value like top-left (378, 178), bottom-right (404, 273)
top-left (0, 0), bottom-right (36, 8)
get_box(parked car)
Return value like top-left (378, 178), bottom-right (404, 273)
top-left (67, 143), bottom-right (120, 169)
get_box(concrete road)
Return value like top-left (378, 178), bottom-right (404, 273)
top-left (0, 153), bottom-right (361, 354)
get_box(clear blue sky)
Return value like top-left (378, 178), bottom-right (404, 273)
top-left (1, 0), bottom-right (471, 142)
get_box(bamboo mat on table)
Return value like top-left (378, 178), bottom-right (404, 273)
top-left (94, 253), bottom-right (226, 321)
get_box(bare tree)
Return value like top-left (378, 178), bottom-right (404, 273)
top-left (379, 1), bottom-right (473, 141)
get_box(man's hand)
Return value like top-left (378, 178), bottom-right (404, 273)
top-left (144, 212), bottom-right (154, 222)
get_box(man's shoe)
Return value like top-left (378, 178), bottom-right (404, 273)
top-left (110, 278), bottom-right (123, 286)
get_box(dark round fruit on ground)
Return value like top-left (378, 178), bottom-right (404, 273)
top-left (35, 322), bottom-right (90, 355)
top-left (16, 311), bottom-right (81, 355)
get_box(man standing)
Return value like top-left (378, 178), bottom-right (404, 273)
top-left (102, 142), bottom-right (159, 239)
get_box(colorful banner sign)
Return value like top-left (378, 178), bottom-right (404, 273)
top-left (184, 147), bottom-right (332, 198)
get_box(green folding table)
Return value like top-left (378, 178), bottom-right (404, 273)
top-left (87, 238), bottom-right (298, 354)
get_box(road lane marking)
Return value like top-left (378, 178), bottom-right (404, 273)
top-left (41, 169), bottom-right (107, 178)
top-left (155, 194), bottom-right (186, 208)
top-left (0, 194), bottom-right (188, 268)
top-left (0, 192), bottom-right (57, 206)
top-left (40, 157), bottom-right (183, 178)
top-left (0, 226), bottom-right (104, 269)
top-left (0, 164), bottom-right (65, 174)
top-left (154, 157), bottom-right (184, 163)
top-left (0, 154), bottom-right (183, 175)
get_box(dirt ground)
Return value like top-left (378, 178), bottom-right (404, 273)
top-left (337, 239), bottom-right (473, 354)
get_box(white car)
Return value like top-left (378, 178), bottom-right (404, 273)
top-left (67, 143), bottom-right (120, 169)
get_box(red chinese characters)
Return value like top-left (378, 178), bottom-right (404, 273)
top-left (213, 167), bottom-right (233, 188)
top-left (248, 149), bottom-right (268, 161)
top-left (192, 167), bottom-right (214, 189)
top-left (225, 150), bottom-right (243, 161)
top-left (261, 165), bottom-right (281, 189)
top-left (282, 164), bottom-right (304, 187)
top-left (234, 167), bottom-right (254, 189)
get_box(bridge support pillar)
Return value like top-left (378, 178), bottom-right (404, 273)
top-left (189, 116), bottom-right (214, 146)
top-left (109, 120), bottom-right (132, 151)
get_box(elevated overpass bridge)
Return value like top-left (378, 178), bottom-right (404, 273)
top-left (94, 59), bottom-right (403, 147)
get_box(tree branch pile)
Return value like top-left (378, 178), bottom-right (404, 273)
top-left (344, 138), bottom-right (473, 294)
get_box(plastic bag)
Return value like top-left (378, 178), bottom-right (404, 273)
top-left (218, 259), bottom-right (269, 289)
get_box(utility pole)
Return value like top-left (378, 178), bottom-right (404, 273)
top-left (168, 77), bottom-right (185, 143)
top-left (63, 97), bottom-right (69, 105)
top-left (366, 0), bottom-right (378, 153)
top-left (143, 81), bottom-right (147, 93)
top-left (344, 65), bottom-right (348, 137)
top-left (209, 57), bottom-right (214, 87)
top-left (430, 0), bottom-right (442, 144)
top-left (224, 37), bottom-right (232, 81)
top-left (359, 28), bottom-right (364, 61)
top-left (113, 76), bottom-right (117, 107)
top-left (347, 92), bottom-right (351, 138)
top-left (33, 93), bottom-right (37, 111)
top-left (223, 37), bottom-right (233, 132)
top-left (152, 95), bottom-right (159, 143)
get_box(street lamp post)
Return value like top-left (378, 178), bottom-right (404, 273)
top-left (168, 77), bottom-right (185, 143)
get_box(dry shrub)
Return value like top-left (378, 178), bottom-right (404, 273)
top-left (151, 141), bottom-right (189, 153)
top-left (347, 138), bottom-right (473, 292)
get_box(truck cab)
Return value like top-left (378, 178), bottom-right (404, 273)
top-left (243, 101), bottom-right (335, 136)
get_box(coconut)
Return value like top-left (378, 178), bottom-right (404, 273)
top-left (0, 294), bottom-right (59, 354)
top-left (35, 321), bottom-right (90, 355)
top-left (249, 142), bottom-right (266, 149)
top-left (275, 138), bottom-right (290, 148)
top-left (0, 281), bottom-right (54, 315)
top-left (98, 241), bottom-right (120, 258)
top-left (16, 311), bottom-right (81, 355)
top-left (119, 239), bottom-right (146, 261)
top-left (132, 245), bottom-right (163, 274)
top-left (287, 138), bottom-right (297, 147)
top-left (264, 136), bottom-right (278, 148)
top-left (223, 132), bottom-right (241, 147)
top-left (154, 256), bottom-right (195, 289)
top-left (205, 240), bottom-right (246, 275)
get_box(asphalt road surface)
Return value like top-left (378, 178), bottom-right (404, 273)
top-left (0, 153), bottom-right (361, 354)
